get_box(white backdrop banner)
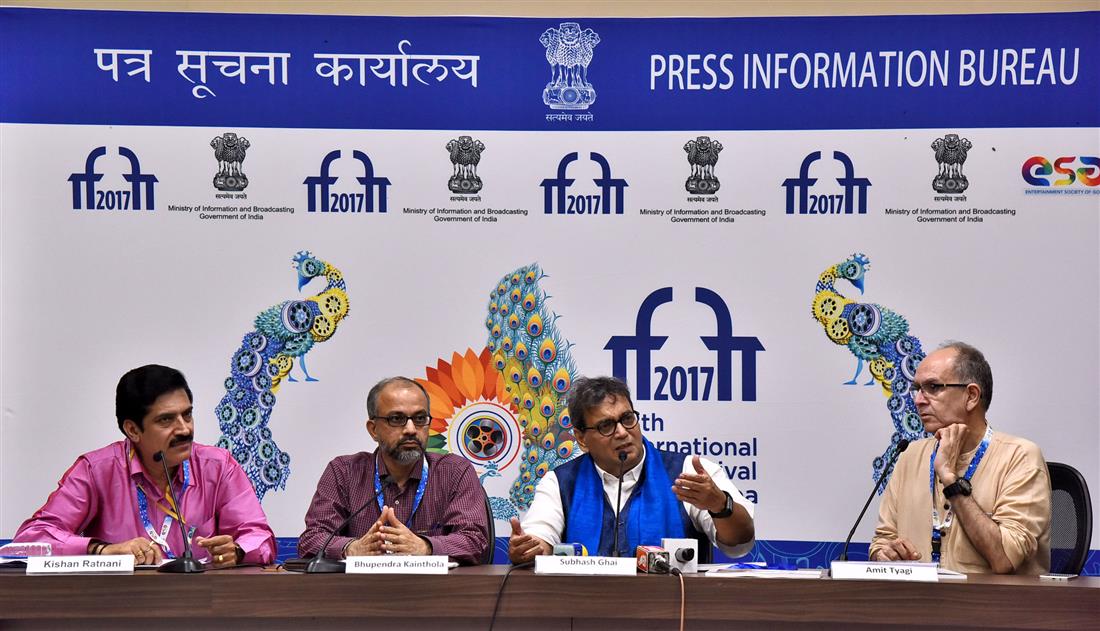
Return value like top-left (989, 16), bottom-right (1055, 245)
top-left (1, 8), bottom-right (1097, 568)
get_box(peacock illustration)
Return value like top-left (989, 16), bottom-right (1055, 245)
top-left (215, 251), bottom-right (349, 500)
top-left (485, 263), bottom-right (579, 518)
top-left (477, 463), bottom-right (517, 521)
top-left (812, 253), bottom-right (928, 486)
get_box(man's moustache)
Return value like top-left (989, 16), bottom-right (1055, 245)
top-left (169, 435), bottom-right (194, 447)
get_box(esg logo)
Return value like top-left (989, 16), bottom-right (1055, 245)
top-left (1021, 156), bottom-right (1099, 186)
top-left (605, 287), bottom-right (764, 402)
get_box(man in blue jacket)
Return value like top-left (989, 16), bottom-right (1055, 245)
top-left (508, 376), bottom-right (755, 562)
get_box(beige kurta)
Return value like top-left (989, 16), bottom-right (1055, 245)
top-left (869, 430), bottom-right (1051, 574)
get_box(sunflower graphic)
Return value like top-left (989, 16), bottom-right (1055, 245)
top-left (416, 263), bottom-right (579, 524)
top-left (416, 348), bottom-right (524, 506)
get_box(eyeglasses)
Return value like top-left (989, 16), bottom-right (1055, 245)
top-left (909, 382), bottom-right (968, 397)
top-left (372, 413), bottom-right (432, 427)
top-left (579, 410), bottom-right (640, 437)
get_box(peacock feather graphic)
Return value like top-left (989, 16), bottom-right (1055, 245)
top-left (215, 251), bottom-right (349, 500)
top-left (485, 263), bottom-right (579, 516)
top-left (812, 253), bottom-right (928, 487)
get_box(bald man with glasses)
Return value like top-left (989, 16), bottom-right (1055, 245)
top-left (869, 342), bottom-right (1051, 574)
top-left (508, 376), bottom-right (755, 563)
top-left (298, 376), bottom-right (490, 564)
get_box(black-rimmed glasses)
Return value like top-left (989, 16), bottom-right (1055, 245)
top-left (371, 413), bottom-right (432, 427)
top-left (579, 410), bottom-right (640, 437)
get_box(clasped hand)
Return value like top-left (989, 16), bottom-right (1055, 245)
top-left (346, 505), bottom-right (430, 556)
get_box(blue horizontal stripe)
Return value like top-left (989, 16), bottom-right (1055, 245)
top-left (1, 8), bottom-right (1097, 130)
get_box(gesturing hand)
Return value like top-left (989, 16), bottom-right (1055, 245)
top-left (672, 455), bottom-right (727, 514)
top-left (195, 534), bottom-right (240, 568)
top-left (507, 517), bottom-right (549, 564)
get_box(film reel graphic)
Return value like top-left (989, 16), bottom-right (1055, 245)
top-left (446, 401), bottom-right (522, 471)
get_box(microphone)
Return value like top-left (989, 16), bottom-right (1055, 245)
top-left (636, 545), bottom-right (671, 574)
top-left (286, 474), bottom-right (394, 573)
top-left (837, 439), bottom-right (910, 561)
top-left (552, 543), bottom-right (589, 556)
top-left (153, 450), bottom-right (203, 574)
top-left (662, 537), bottom-right (699, 574)
top-left (612, 450), bottom-right (627, 557)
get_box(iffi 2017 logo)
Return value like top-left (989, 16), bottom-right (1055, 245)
top-left (304, 150), bottom-right (391, 213)
top-left (541, 152), bottom-right (627, 214)
top-left (782, 151), bottom-right (870, 215)
top-left (68, 146), bottom-right (158, 211)
top-left (605, 288), bottom-right (764, 402)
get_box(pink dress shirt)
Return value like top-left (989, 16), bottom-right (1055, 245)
top-left (14, 440), bottom-right (276, 564)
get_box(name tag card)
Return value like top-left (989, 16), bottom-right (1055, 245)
top-left (346, 555), bottom-right (449, 574)
top-left (26, 555), bottom-right (134, 575)
top-left (830, 561), bottom-right (938, 582)
top-left (534, 555), bottom-right (636, 576)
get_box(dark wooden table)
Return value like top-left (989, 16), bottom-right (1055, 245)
top-left (1, 565), bottom-right (1097, 630)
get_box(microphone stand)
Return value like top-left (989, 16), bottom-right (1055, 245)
top-left (612, 451), bottom-right (627, 557)
top-left (154, 450), bottom-right (204, 573)
top-left (287, 474), bottom-right (393, 573)
top-left (837, 439), bottom-right (910, 561)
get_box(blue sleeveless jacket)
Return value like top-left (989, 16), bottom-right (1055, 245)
top-left (555, 448), bottom-right (709, 557)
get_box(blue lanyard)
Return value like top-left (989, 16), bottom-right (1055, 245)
top-left (374, 457), bottom-right (429, 526)
top-left (929, 425), bottom-right (993, 563)
top-left (135, 459), bottom-right (192, 559)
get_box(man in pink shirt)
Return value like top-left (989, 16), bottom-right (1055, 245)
top-left (14, 364), bottom-right (276, 567)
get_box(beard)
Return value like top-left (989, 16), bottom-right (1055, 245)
top-left (387, 438), bottom-right (424, 465)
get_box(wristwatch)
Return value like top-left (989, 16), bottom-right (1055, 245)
top-left (708, 491), bottom-right (735, 519)
top-left (943, 478), bottom-right (973, 499)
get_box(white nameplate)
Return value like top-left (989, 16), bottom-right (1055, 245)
top-left (830, 560), bottom-right (939, 582)
top-left (534, 555), bottom-right (636, 576)
top-left (26, 555), bottom-right (134, 574)
top-left (346, 555), bottom-right (449, 574)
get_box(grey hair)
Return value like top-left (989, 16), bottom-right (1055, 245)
top-left (366, 377), bottom-right (431, 418)
top-left (938, 340), bottom-right (993, 411)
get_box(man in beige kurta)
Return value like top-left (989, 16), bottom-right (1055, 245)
top-left (869, 343), bottom-right (1050, 574)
